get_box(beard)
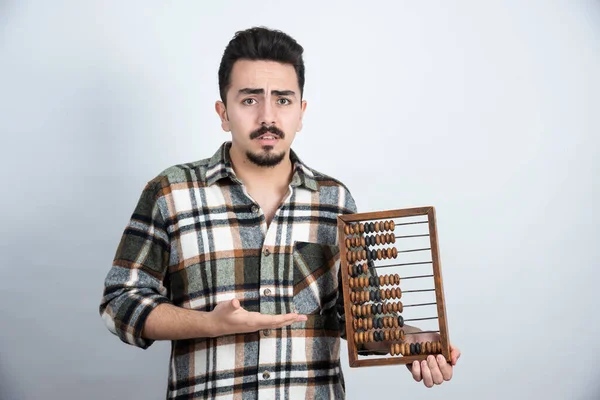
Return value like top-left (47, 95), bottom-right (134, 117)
top-left (246, 125), bottom-right (287, 167)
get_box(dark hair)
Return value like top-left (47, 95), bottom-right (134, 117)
top-left (218, 27), bottom-right (305, 104)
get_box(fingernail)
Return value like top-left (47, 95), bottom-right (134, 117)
top-left (438, 355), bottom-right (444, 362)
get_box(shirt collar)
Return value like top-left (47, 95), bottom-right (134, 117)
top-left (205, 142), bottom-right (318, 191)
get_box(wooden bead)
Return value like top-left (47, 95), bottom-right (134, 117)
top-left (375, 235), bottom-right (380, 245)
top-left (354, 332), bottom-right (359, 344)
top-left (346, 251), bottom-right (352, 262)
top-left (395, 343), bottom-right (401, 356)
top-left (344, 225), bottom-right (350, 235)
top-left (359, 332), bottom-right (365, 344)
top-left (384, 275), bottom-right (390, 286)
top-left (362, 264), bottom-right (368, 274)
top-left (386, 289), bottom-right (391, 299)
top-left (361, 237), bottom-right (366, 247)
top-left (367, 318), bottom-right (373, 330)
top-left (400, 329), bottom-right (405, 341)
top-left (390, 221), bottom-right (395, 231)
top-left (394, 274), bottom-right (400, 285)
top-left (358, 318), bottom-right (363, 329)
top-left (387, 248), bottom-right (393, 258)
top-left (380, 289), bottom-right (386, 300)
top-left (383, 317), bottom-right (389, 328)
top-left (353, 319), bottom-right (358, 330)
top-left (375, 222), bottom-right (380, 232)
top-left (369, 331), bottom-right (374, 343)
top-left (376, 249), bottom-right (382, 260)
top-left (362, 250), bottom-right (367, 261)
top-left (397, 301), bottom-right (403, 313)
top-left (377, 276), bottom-right (383, 286)
top-left (391, 234), bottom-right (395, 244)
top-left (392, 247), bottom-right (397, 258)
top-left (393, 316), bottom-right (399, 328)
top-left (384, 221), bottom-right (389, 231)
top-left (359, 223), bottom-right (364, 233)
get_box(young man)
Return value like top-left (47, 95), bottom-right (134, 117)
top-left (99, 27), bottom-right (459, 399)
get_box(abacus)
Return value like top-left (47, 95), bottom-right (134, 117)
top-left (337, 206), bottom-right (451, 367)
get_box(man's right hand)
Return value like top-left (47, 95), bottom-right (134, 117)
top-left (208, 298), bottom-right (307, 337)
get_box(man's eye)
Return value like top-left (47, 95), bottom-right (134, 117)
top-left (277, 98), bottom-right (291, 105)
top-left (243, 99), bottom-right (256, 105)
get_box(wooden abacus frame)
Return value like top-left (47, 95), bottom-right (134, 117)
top-left (337, 206), bottom-right (451, 368)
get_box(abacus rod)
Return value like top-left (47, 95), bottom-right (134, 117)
top-left (399, 274), bottom-right (434, 280)
top-left (402, 302), bottom-right (437, 308)
top-left (405, 330), bottom-right (439, 335)
top-left (402, 288), bottom-right (435, 293)
top-left (404, 316), bottom-right (438, 322)
top-left (373, 261), bottom-right (432, 268)
top-left (395, 234), bottom-right (429, 239)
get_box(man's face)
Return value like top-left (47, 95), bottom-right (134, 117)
top-left (216, 59), bottom-right (306, 168)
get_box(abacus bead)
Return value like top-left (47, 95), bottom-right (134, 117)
top-left (378, 276), bottom-right (383, 286)
top-left (359, 332), bottom-right (365, 344)
top-left (368, 260), bottom-right (375, 269)
top-left (425, 342), bottom-right (431, 353)
top-left (386, 289), bottom-right (391, 299)
top-left (395, 274), bottom-right (400, 284)
top-left (400, 329), bottom-right (405, 341)
top-left (370, 250), bottom-right (377, 260)
top-left (368, 318), bottom-right (373, 330)
top-left (344, 225), bottom-right (350, 235)
top-left (395, 343), bottom-right (401, 356)
top-left (369, 276), bottom-right (375, 286)
top-left (392, 247), bottom-right (398, 258)
top-left (415, 343), bottom-right (421, 355)
top-left (384, 221), bottom-right (389, 231)
top-left (362, 264), bottom-right (368, 274)
top-left (393, 317), bottom-right (399, 328)
top-left (352, 252), bottom-right (357, 263)
top-left (345, 238), bottom-right (351, 248)
top-left (369, 331), bottom-right (374, 342)
top-left (361, 237), bottom-right (366, 247)
top-left (377, 304), bottom-right (383, 314)
top-left (354, 332), bottom-right (359, 343)
top-left (398, 315), bottom-right (404, 327)
top-left (350, 292), bottom-right (355, 303)
top-left (387, 248), bottom-right (393, 258)
top-left (378, 318), bottom-right (384, 329)
top-left (358, 318), bottom-right (363, 329)
top-left (346, 251), bottom-right (352, 262)
top-left (359, 223), bottom-right (364, 233)
top-left (376, 290), bottom-right (381, 301)
top-left (395, 329), bottom-right (401, 340)
top-left (351, 305), bottom-right (357, 316)
top-left (363, 250), bottom-right (368, 261)
top-left (369, 290), bottom-right (375, 301)
top-left (353, 319), bottom-right (358, 330)
top-left (397, 301), bottom-right (403, 313)
top-left (375, 235), bottom-right (381, 245)
top-left (374, 222), bottom-right (380, 232)
top-left (371, 304), bottom-right (377, 314)
top-left (383, 318), bottom-right (389, 328)
top-left (390, 221), bottom-right (395, 230)
top-left (384, 330), bottom-right (390, 341)
top-left (391, 234), bottom-right (395, 244)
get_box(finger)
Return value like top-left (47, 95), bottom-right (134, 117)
top-left (257, 313), bottom-right (303, 329)
top-left (230, 298), bottom-right (241, 310)
top-left (420, 360), bottom-right (434, 388)
top-left (428, 355), bottom-right (445, 384)
top-left (450, 345), bottom-right (461, 366)
top-left (437, 354), bottom-right (453, 381)
top-left (410, 360), bottom-right (422, 382)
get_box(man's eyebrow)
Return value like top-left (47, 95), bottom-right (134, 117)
top-left (237, 88), bottom-right (297, 97)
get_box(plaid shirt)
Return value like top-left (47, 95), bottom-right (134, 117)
top-left (100, 142), bottom-right (357, 399)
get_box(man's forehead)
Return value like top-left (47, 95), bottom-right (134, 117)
top-left (230, 60), bottom-right (298, 90)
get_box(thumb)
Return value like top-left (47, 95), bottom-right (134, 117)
top-left (230, 298), bottom-right (241, 310)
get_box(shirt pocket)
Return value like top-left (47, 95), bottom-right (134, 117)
top-left (292, 241), bottom-right (340, 316)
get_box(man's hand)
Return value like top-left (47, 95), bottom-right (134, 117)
top-left (405, 330), bottom-right (460, 388)
top-left (209, 298), bottom-right (307, 337)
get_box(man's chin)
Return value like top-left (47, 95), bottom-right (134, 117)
top-left (245, 149), bottom-right (286, 167)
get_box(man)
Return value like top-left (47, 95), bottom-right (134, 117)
top-left (100, 26), bottom-right (460, 399)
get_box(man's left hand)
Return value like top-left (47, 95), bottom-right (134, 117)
top-left (407, 343), bottom-right (460, 388)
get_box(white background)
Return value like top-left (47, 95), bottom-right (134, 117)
top-left (1, 1), bottom-right (599, 399)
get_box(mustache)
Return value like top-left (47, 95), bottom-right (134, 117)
top-left (250, 125), bottom-right (285, 140)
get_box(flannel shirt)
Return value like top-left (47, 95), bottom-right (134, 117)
top-left (100, 141), bottom-right (357, 399)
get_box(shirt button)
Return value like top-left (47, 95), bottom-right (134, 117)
top-left (263, 288), bottom-right (271, 296)
top-left (263, 329), bottom-right (271, 336)
top-left (263, 371), bottom-right (270, 379)
top-left (251, 205), bottom-right (259, 213)
top-left (263, 248), bottom-right (270, 257)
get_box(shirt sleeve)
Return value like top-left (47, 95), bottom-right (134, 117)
top-left (99, 179), bottom-right (172, 349)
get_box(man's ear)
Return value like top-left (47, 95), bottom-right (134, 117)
top-left (297, 100), bottom-right (307, 132)
top-left (215, 101), bottom-right (230, 132)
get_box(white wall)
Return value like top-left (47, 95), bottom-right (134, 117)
top-left (1, 1), bottom-right (599, 399)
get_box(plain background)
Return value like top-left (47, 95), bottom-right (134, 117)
top-left (1, 1), bottom-right (599, 399)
